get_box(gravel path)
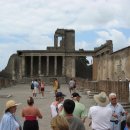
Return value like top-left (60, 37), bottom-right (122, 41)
top-left (0, 83), bottom-right (95, 130)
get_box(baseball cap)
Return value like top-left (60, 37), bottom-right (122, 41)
top-left (71, 92), bottom-right (81, 98)
top-left (56, 92), bottom-right (66, 98)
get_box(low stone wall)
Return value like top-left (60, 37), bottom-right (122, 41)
top-left (0, 77), bottom-right (15, 89)
top-left (76, 78), bottom-right (129, 103)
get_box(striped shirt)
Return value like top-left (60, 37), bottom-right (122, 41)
top-left (0, 112), bottom-right (19, 130)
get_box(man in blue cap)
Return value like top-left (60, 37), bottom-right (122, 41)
top-left (50, 92), bottom-right (66, 118)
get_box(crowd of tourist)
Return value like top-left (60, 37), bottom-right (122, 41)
top-left (0, 78), bottom-right (129, 130)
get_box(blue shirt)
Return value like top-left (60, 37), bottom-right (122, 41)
top-left (124, 126), bottom-right (128, 130)
top-left (0, 112), bottom-right (19, 130)
top-left (107, 103), bottom-right (125, 130)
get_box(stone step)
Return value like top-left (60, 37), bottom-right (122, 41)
top-left (89, 91), bottom-right (99, 95)
top-left (87, 91), bottom-right (99, 99)
top-left (121, 102), bottom-right (130, 106)
top-left (119, 102), bottom-right (130, 112)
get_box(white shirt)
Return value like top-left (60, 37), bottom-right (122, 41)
top-left (69, 80), bottom-right (75, 88)
top-left (50, 101), bottom-right (58, 118)
top-left (88, 105), bottom-right (112, 130)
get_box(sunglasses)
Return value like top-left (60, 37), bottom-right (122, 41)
top-left (111, 98), bottom-right (116, 100)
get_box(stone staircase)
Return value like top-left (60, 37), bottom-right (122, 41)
top-left (78, 88), bottom-right (99, 99)
top-left (87, 91), bottom-right (99, 98)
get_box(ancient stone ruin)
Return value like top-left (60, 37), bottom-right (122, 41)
top-left (0, 28), bottom-right (130, 83)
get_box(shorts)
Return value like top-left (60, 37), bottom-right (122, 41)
top-left (41, 88), bottom-right (44, 91)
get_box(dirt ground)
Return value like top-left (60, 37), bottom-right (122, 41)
top-left (0, 83), bottom-right (95, 130)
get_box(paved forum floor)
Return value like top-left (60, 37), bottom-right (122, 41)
top-left (0, 83), bottom-right (95, 130)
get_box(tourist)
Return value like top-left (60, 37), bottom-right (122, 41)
top-left (31, 79), bottom-right (34, 96)
top-left (33, 79), bottom-right (39, 97)
top-left (73, 79), bottom-right (77, 91)
top-left (60, 92), bottom-right (87, 123)
top-left (31, 79), bottom-right (34, 90)
top-left (21, 97), bottom-right (42, 130)
top-left (50, 92), bottom-right (66, 118)
top-left (38, 79), bottom-right (41, 94)
top-left (126, 78), bottom-right (130, 91)
top-left (71, 92), bottom-right (87, 123)
top-left (53, 78), bottom-right (59, 96)
top-left (107, 92), bottom-right (127, 130)
top-left (0, 100), bottom-right (21, 130)
top-left (51, 115), bottom-right (69, 130)
top-left (63, 99), bottom-right (85, 130)
top-left (88, 92), bottom-right (112, 130)
top-left (40, 80), bottom-right (45, 97)
top-left (68, 78), bottom-right (75, 94)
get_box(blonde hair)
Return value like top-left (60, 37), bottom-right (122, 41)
top-left (51, 115), bottom-right (69, 130)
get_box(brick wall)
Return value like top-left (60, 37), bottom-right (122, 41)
top-left (76, 78), bottom-right (129, 103)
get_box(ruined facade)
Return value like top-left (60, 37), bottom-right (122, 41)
top-left (93, 42), bottom-right (130, 81)
top-left (1, 29), bottom-right (94, 82)
top-left (1, 29), bottom-right (130, 82)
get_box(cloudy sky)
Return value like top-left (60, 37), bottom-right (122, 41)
top-left (0, 0), bottom-right (130, 71)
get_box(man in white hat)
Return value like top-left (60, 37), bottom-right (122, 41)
top-left (0, 100), bottom-right (21, 130)
top-left (88, 92), bottom-right (112, 130)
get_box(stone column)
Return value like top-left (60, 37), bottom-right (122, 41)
top-left (54, 56), bottom-right (57, 76)
top-left (62, 56), bottom-right (65, 76)
top-left (21, 56), bottom-right (25, 78)
top-left (72, 57), bottom-right (75, 77)
top-left (92, 56), bottom-right (98, 80)
top-left (38, 56), bottom-right (41, 76)
top-left (46, 56), bottom-right (49, 76)
top-left (31, 56), bottom-right (33, 77)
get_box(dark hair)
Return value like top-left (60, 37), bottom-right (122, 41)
top-left (5, 108), bottom-right (10, 113)
top-left (27, 97), bottom-right (34, 106)
top-left (63, 99), bottom-right (75, 114)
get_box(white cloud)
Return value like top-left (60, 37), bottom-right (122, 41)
top-left (0, 0), bottom-right (130, 70)
top-left (76, 41), bottom-right (89, 50)
top-left (96, 29), bottom-right (129, 51)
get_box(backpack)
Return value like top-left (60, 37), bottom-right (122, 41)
top-left (31, 83), bottom-right (34, 89)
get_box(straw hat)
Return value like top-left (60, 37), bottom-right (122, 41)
top-left (5, 100), bottom-right (21, 110)
top-left (94, 92), bottom-right (109, 107)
